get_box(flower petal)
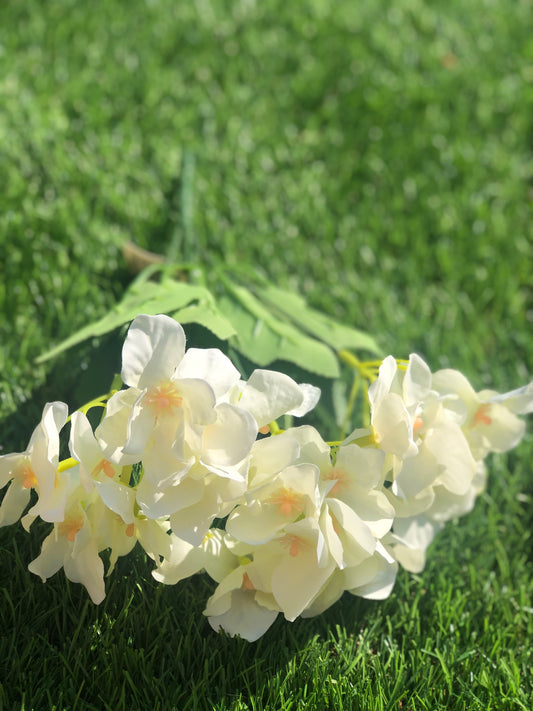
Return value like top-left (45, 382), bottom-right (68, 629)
top-left (64, 539), bottom-right (106, 604)
top-left (238, 370), bottom-right (306, 428)
top-left (202, 403), bottom-right (257, 467)
top-left (287, 383), bottom-right (321, 417)
top-left (373, 393), bottom-right (417, 459)
top-left (96, 389), bottom-right (141, 465)
top-left (28, 531), bottom-right (70, 581)
top-left (121, 314), bottom-right (186, 389)
top-left (207, 589), bottom-right (279, 642)
top-left (346, 543), bottom-right (398, 599)
top-left (176, 378), bottom-right (217, 425)
top-left (368, 356), bottom-right (397, 411)
top-left (483, 382), bottom-right (533, 415)
top-left (403, 354), bottom-right (432, 408)
top-left (0, 481), bottom-right (31, 527)
top-left (95, 480), bottom-right (136, 524)
top-left (137, 476), bottom-right (203, 519)
top-left (176, 348), bottom-right (241, 399)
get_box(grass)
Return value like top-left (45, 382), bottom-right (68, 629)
top-left (1, 0), bottom-right (532, 708)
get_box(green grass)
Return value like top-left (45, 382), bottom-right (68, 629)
top-left (1, 0), bottom-right (532, 708)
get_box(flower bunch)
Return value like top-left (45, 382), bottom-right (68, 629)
top-left (1, 314), bottom-right (531, 641)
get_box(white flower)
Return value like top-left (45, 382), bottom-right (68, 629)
top-left (0, 402), bottom-right (68, 527)
top-left (69, 411), bottom-right (123, 492)
top-left (93, 487), bottom-right (172, 574)
top-left (366, 356), bottom-right (419, 460)
top-left (204, 563), bottom-right (280, 642)
top-left (27, 478), bottom-right (105, 604)
top-left (432, 369), bottom-right (533, 459)
top-left (249, 517), bottom-right (336, 622)
top-left (321, 442), bottom-right (394, 540)
top-left (389, 411), bottom-right (477, 520)
top-left (231, 369), bottom-right (320, 428)
top-left (153, 529), bottom-right (236, 586)
top-left (384, 515), bottom-right (444, 574)
top-left (226, 463), bottom-right (321, 545)
top-left (343, 541), bottom-right (398, 600)
top-left (96, 315), bottom-right (259, 492)
top-left (97, 314), bottom-right (219, 465)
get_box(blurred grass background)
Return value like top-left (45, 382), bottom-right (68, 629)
top-left (0, 0), bottom-right (532, 709)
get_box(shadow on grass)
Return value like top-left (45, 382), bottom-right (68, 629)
top-left (0, 518), bottom-right (394, 711)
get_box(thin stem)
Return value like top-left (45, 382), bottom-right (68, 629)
top-left (340, 372), bottom-right (361, 441)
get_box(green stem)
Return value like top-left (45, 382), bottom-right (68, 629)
top-left (340, 372), bottom-right (361, 441)
top-left (120, 465), bottom-right (133, 486)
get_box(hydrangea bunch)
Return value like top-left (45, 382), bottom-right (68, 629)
top-left (1, 314), bottom-right (531, 641)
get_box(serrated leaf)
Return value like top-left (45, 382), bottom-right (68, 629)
top-left (219, 287), bottom-right (340, 378)
top-left (171, 303), bottom-right (237, 340)
top-left (259, 285), bottom-right (382, 356)
top-left (36, 279), bottom-right (214, 363)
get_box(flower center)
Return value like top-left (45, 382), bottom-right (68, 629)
top-left (14, 458), bottom-right (38, 490)
top-left (144, 381), bottom-right (183, 416)
top-left (472, 403), bottom-right (492, 427)
top-left (91, 458), bottom-right (115, 478)
top-left (268, 487), bottom-right (305, 517)
top-left (413, 416), bottom-right (424, 432)
top-left (241, 572), bottom-right (255, 591)
top-left (280, 534), bottom-right (305, 557)
top-left (57, 515), bottom-right (84, 542)
top-left (321, 467), bottom-right (348, 497)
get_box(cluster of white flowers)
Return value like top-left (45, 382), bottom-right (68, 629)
top-left (1, 314), bottom-right (531, 641)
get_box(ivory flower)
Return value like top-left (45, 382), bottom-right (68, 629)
top-left (0, 401), bottom-right (68, 526)
top-left (27, 475), bottom-right (105, 604)
top-left (432, 369), bottom-right (533, 460)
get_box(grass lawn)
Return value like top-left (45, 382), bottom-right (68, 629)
top-left (1, 0), bottom-right (532, 709)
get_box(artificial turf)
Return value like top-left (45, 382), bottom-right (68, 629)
top-left (0, 0), bottom-right (532, 709)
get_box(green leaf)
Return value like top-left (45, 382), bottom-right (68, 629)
top-left (36, 279), bottom-right (214, 363)
top-left (219, 286), bottom-right (340, 378)
top-left (171, 303), bottom-right (237, 340)
top-left (259, 285), bottom-right (382, 356)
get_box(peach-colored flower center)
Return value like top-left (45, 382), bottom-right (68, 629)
top-left (472, 403), bottom-right (492, 427)
top-left (14, 459), bottom-right (37, 489)
top-left (280, 534), bottom-right (306, 557)
top-left (125, 523), bottom-right (135, 537)
top-left (91, 458), bottom-right (115, 478)
top-left (413, 416), bottom-right (424, 432)
top-left (58, 515), bottom-right (84, 542)
top-left (241, 572), bottom-right (255, 591)
top-left (268, 487), bottom-right (305, 517)
top-left (144, 381), bottom-right (183, 416)
top-left (321, 467), bottom-right (348, 497)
